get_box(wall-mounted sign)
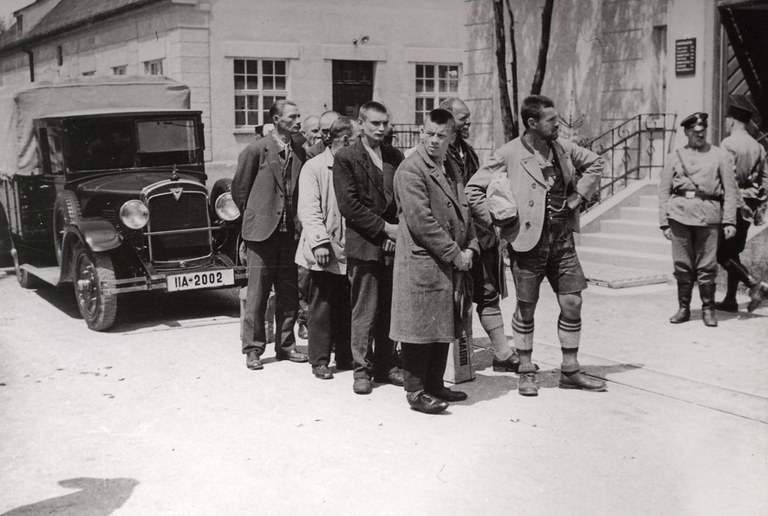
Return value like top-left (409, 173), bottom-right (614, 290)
top-left (675, 38), bottom-right (696, 76)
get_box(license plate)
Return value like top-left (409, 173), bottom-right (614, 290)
top-left (167, 269), bottom-right (234, 292)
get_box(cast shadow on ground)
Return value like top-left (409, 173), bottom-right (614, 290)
top-left (451, 343), bottom-right (643, 406)
top-left (1, 477), bottom-right (139, 516)
top-left (690, 308), bottom-right (766, 322)
top-left (32, 284), bottom-right (240, 332)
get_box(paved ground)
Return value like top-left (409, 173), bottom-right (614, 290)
top-left (0, 271), bottom-right (767, 515)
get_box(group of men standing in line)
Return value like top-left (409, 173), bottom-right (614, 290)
top-left (231, 92), bottom-right (767, 415)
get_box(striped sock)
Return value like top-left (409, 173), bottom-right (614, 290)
top-left (558, 315), bottom-right (581, 373)
top-left (512, 313), bottom-right (534, 352)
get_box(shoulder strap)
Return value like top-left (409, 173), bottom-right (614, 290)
top-left (675, 149), bottom-right (701, 191)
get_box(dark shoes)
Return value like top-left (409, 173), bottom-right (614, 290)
top-left (312, 365), bottom-right (334, 380)
top-left (559, 371), bottom-right (607, 392)
top-left (518, 373), bottom-right (539, 396)
top-left (702, 309), bottom-right (718, 327)
top-left (374, 369), bottom-right (404, 387)
top-left (716, 298), bottom-right (739, 312)
top-left (353, 376), bottom-right (373, 395)
top-left (669, 307), bottom-right (691, 324)
top-left (276, 349), bottom-right (309, 363)
top-left (492, 354), bottom-right (539, 373)
top-left (298, 323), bottom-right (309, 340)
top-left (427, 387), bottom-right (468, 402)
top-left (245, 350), bottom-right (263, 370)
top-left (407, 391), bottom-right (449, 414)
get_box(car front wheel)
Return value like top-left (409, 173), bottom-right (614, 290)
top-left (72, 244), bottom-right (118, 331)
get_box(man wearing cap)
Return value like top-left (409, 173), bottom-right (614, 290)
top-left (659, 112), bottom-right (739, 327)
top-left (715, 104), bottom-right (768, 313)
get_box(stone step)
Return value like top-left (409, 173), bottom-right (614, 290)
top-left (600, 218), bottom-right (662, 237)
top-left (579, 232), bottom-right (672, 255)
top-left (619, 206), bottom-right (658, 222)
top-left (576, 245), bottom-right (671, 273)
top-left (638, 195), bottom-right (658, 208)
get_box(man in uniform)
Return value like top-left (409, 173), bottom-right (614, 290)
top-left (658, 112), bottom-right (739, 327)
top-left (391, 108), bottom-right (479, 414)
top-left (333, 101), bottom-right (404, 395)
top-left (715, 104), bottom-right (768, 313)
top-left (232, 100), bottom-right (309, 369)
top-left (439, 97), bottom-right (521, 373)
top-left (466, 95), bottom-right (606, 397)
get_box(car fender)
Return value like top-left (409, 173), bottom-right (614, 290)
top-left (60, 219), bottom-right (121, 280)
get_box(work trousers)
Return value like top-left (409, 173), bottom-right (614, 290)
top-left (307, 270), bottom-right (352, 367)
top-left (297, 265), bottom-right (310, 326)
top-left (241, 231), bottom-right (299, 355)
top-left (669, 219), bottom-right (719, 284)
top-left (347, 258), bottom-right (397, 380)
top-left (716, 210), bottom-right (751, 267)
top-left (401, 342), bottom-right (449, 393)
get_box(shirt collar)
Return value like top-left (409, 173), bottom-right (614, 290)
top-left (271, 130), bottom-right (290, 153)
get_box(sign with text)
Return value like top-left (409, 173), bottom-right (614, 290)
top-left (675, 38), bottom-right (696, 76)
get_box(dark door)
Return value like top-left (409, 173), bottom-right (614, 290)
top-left (332, 60), bottom-right (374, 119)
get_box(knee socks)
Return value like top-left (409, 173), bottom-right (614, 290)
top-left (558, 314), bottom-right (581, 373)
top-left (480, 312), bottom-right (514, 361)
top-left (512, 313), bottom-right (535, 373)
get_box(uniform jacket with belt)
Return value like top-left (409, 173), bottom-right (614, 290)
top-left (658, 144), bottom-right (739, 228)
top-left (721, 130), bottom-right (768, 203)
top-left (390, 145), bottom-right (480, 344)
top-left (231, 131), bottom-right (307, 242)
top-left (332, 137), bottom-right (403, 262)
top-left (465, 135), bottom-right (603, 253)
top-left (295, 148), bottom-right (346, 275)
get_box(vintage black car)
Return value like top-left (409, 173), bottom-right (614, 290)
top-left (0, 78), bottom-right (246, 331)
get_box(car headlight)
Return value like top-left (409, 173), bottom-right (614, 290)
top-left (214, 192), bottom-right (240, 221)
top-left (119, 199), bottom-right (149, 229)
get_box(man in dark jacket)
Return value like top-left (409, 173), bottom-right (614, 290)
top-left (332, 101), bottom-right (404, 395)
top-left (391, 108), bottom-right (479, 414)
top-left (231, 100), bottom-right (309, 370)
top-left (440, 97), bottom-right (521, 374)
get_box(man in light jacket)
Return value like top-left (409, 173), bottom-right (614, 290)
top-left (466, 94), bottom-right (606, 397)
top-left (296, 117), bottom-right (355, 379)
top-left (391, 108), bottom-right (479, 414)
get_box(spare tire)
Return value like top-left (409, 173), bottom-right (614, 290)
top-left (53, 190), bottom-right (81, 265)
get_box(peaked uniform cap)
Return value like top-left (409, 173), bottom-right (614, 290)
top-left (727, 104), bottom-right (752, 124)
top-left (680, 112), bottom-right (708, 131)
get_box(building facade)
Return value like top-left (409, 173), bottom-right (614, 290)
top-left (0, 0), bottom-right (467, 164)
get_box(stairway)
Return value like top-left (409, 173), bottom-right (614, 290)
top-left (577, 194), bottom-right (673, 288)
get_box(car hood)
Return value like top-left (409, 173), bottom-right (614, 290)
top-left (76, 171), bottom-right (202, 196)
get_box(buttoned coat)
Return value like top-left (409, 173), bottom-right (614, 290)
top-left (465, 135), bottom-right (603, 252)
top-left (332, 138), bottom-right (403, 262)
top-left (231, 131), bottom-right (307, 242)
top-left (390, 145), bottom-right (480, 344)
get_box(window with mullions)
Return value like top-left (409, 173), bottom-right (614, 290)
top-left (234, 59), bottom-right (287, 128)
top-left (415, 63), bottom-right (460, 124)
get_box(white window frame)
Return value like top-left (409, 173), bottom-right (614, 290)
top-left (414, 63), bottom-right (461, 125)
top-left (144, 59), bottom-right (164, 76)
top-left (233, 58), bottom-right (288, 129)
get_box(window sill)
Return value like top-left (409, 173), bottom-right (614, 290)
top-left (233, 128), bottom-right (256, 135)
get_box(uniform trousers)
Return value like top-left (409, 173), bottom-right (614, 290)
top-left (669, 219), bottom-right (719, 284)
top-left (241, 231), bottom-right (299, 355)
top-left (347, 258), bottom-right (397, 380)
top-left (401, 342), bottom-right (449, 393)
top-left (716, 208), bottom-right (751, 267)
top-left (307, 270), bottom-right (352, 367)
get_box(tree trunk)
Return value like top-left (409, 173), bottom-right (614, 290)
top-left (530, 0), bottom-right (555, 95)
top-left (492, 0), bottom-right (517, 142)
top-left (505, 0), bottom-right (520, 137)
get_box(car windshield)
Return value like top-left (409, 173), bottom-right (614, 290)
top-left (63, 117), bottom-right (199, 172)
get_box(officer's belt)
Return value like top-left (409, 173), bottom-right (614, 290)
top-left (672, 188), bottom-right (723, 202)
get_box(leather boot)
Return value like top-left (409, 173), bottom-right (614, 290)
top-left (699, 282), bottom-right (718, 327)
top-left (725, 259), bottom-right (765, 313)
top-left (669, 281), bottom-right (693, 324)
top-left (715, 270), bottom-right (740, 312)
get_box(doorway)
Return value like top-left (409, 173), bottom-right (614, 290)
top-left (332, 60), bottom-right (374, 119)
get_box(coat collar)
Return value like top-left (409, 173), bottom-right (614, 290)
top-left (517, 133), bottom-right (571, 187)
top-left (354, 137), bottom-right (386, 197)
top-left (416, 145), bottom-right (463, 219)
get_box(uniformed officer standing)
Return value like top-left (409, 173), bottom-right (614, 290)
top-left (715, 104), bottom-right (768, 313)
top-left (658, 112), bottom-right (739, 327)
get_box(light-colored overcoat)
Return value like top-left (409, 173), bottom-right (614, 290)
top-left (465, 135), bottom-right (603, 252)
top-left (390, 145), bottom-right (480, 344)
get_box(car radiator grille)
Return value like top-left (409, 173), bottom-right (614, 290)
top-left (146, 190), bottom-right (211, 263)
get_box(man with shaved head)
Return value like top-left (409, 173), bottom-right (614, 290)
top-left (301, 115), bottom-right (321, 150)
top-left (439, 97), bottom-right (521, 375)
top-left (307, 110), bottom-right (341, 158)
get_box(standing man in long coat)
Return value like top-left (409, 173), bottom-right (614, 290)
top-left (390, 108), bottom-right (480, 415)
